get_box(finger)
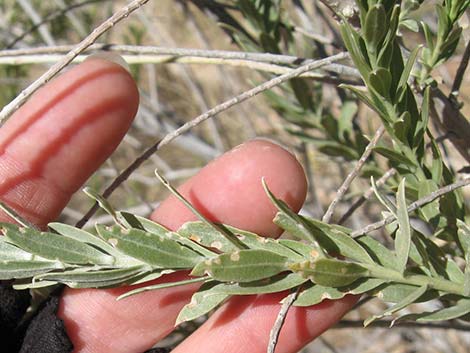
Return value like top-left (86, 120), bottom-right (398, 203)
top-left (173, 293), bottom-right (357, 353)
top-left (0, 55), bottom-right (139, 228)
top-left (58, 140), bottom-right (308, 353)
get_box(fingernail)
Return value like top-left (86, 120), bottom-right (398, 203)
top-left (85, 51), bottom-right (130, 72)
top-left (252, 137), bottom-right (296, 155)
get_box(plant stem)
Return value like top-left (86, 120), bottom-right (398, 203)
top-left (364, 264), bottom-right (464, 296)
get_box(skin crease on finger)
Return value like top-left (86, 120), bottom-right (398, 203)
top-left (59, 140), bottom-right (357, 353)
top-left (0, 57), bottom-right (139, 228)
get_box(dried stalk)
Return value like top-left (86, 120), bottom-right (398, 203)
top-left (322, 126), bottom-right (385, 223)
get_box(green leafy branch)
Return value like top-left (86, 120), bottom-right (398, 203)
top-left (1, 174), bottom-right (470, 328)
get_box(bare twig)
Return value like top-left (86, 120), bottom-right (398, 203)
top-left (75, 52), bottom-right (349, 228)
top-left (338, 168), bottom-right (397, 225)
top-left (0, 54), bottom-right (359, 85)
top-left (335, 319), bottom-right (470, 332)
top-left (267, 289), bottom-right (300, 353)
top-left (0, 0), bottom-right (150, 125)
top-left (351, 176), bottom-right (470, 237)
top-left (0, 45), bottom-right (360, 78)
top-left (322, 126), bottom-right (385, 223)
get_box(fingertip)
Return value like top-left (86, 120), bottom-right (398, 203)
top-left (0, 56), bottom-right (139, 226)
top-left (151, 139), bottom-right (307, 237)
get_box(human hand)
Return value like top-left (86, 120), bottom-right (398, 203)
top-left (0, 55), bottom-right (356, 353)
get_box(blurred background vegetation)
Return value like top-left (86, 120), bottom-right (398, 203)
top-left (0, 0), bottom-right (469, 352)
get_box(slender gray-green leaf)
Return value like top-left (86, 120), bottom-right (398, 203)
top-left (2, 224), bottom-right (113, 265)
top-left (364, 4), bottom-right (387, 52)
top-left (465, 251), bottom-right (470, 297)
top-left (0, 238), bottom-right (36, 261)
top-left (365, 285), bottom-right (428, 326)
top-left (13, 279), bottom-right (58, 290)
top-left (290, 258), bottom-right (369, 287)
top-left (373, 147), bottom-right (415, 167)
top-left (123, 213), bottom-right (169, 237)
top-left (356, 235), bottom-right (397, 269)
top-left (395, 179), bottom-right (411, 274)
top-left (233, 228), bottom-right (304, 260)
top-left (212, 273), bottom-right (307, 296)
top-left (49, 222), bottom-right (117, 256)
top-left (35, 265), bottom-right (147, 287)
top-left (0, 260), bottom-right (64, 279)
top-left (294, 283), bottom-right (344, 306)
top-left (273, 212), bottom-right (318, 247)
top-left (395, 299), bottom-right (470, 323)
top-left (176, 282), bottom-right (229, 325)
top-left (368, 68), bottom-right (391, 98)
top-left (118, 276), bottom-right (210, 300)
top-left (397, 46), bottom-right (421, 94)
top-left (191, 249), bottom-right (287, 283)
top-left (417, 180), bottom-right (440, 223)
top-left (178, 221), bottom-right (237, 253)
top-left (264, 180), bottom-right (316, 245)
top-left (97, 225), bottom-right (203, 268)
top-left (83, 187), bottom-right (117, 220)
top-left (294, 278), bottom-right (385, 307)
top-left (123, 270), bottom-right (174, 286)
top-left (323, 228), bottom-right (374, 264)
top-left (444, 259), bottom-right (465, 284)
top-left (340, 85), bottom-right (387, 117)
top-left (371, 176), bottom-right (397, 216)
top-left (278, 239), bottom-right (318, 259)
top-left (376, 283), bottom-right (438, 303)
top-left (166, 231), bottom-right (216, 258)
top-left (339, 20), bottom-right (371, 79)
top-left (457, 220), bottom-right (470, 257)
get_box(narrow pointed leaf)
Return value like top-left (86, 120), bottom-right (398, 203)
top-left (35, 265), bottom-right (147, 287)
top-left (290, 258), bottom-right (369, 287)
top-left (264, 180), bottom-right (316, 244)
top-left (178, 221), bottom-right (237, 253)
top-left (97, 225), bottom-right (203, 268)
top-left (376, 283), bottom-right (438, 303)
top-left (465, 251), bottom-right (470, 296)
top-left (49, 222), bottom-right (117, 256)
top-left (395, 179), bottom-right (411, 273)
top-left (356, 235), bottom-right (397, 269)
top-left (0, 260), bottom-right (64, 280)
top-left (373, 147), bottom-right (415, 167)
top-left (2, 224), bottom-right (113, 265)
top-left (396, 299), bottom-right (470, 323)
top-left (176, 283), bottom-right (229, 325)
top-left (457, 220), bottom-right (470, 257)
top-left (364, 4), bottom-right (387, 51)
top-left (191, 249), bottom-right (287, 283)
top-left (212, 273), bottom-right (307, 296)
top-left (365, 285), bottom-right (428, 326)
top-left (0, 238), bottom-right (36, 260)
top-left (371, 176), bottom-right (397, 216)
top-left (278, 239), bottom-right (319, 259)
top-left (118, 276), bottom-right (210, 300)
top-left (397, 46), bottom-right (421, 92)
top-left (294, 283), bottom-right (344, 306)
